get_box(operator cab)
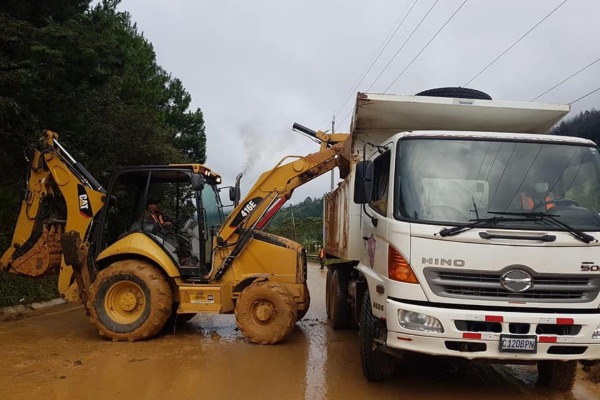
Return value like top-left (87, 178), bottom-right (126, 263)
top-left (95, 165), bottom-right (224, 278)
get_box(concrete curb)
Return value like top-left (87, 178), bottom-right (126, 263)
top-left (0, 298), bottom-right (66, 315)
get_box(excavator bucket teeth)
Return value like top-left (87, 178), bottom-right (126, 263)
top-left (9, 223), bottom-right (63, 277)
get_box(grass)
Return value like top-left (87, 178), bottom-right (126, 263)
top-left (0, 272), bottom-right (59, 308)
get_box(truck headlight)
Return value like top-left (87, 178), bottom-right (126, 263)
top-left (398, 310), bottom-right (444, 333)
top-left (593, 325), bottom-right (600, 339)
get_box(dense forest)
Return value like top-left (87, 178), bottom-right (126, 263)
top-left (552, 109), bottom-right (600, 140)
top-left (0, 0), bottom-right (207, 249)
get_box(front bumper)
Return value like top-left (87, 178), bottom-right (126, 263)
top-left (385, 298), bottom-right (600, 361)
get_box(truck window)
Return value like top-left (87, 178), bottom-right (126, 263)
top-left (396, 138), bottom-right (600, 231)
top-left (369, 150), bottom-right (391, 215)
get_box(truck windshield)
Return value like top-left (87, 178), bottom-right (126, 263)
top-left (396, 138), bottom-right (600, 231)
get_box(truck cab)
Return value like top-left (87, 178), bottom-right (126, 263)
top-left (325, 90), bottom-right (600, 391)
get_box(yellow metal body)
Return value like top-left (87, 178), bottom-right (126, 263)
top-left (96, 233), bottom-right (180, 278)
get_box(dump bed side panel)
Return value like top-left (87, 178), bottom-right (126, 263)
top-left (324, 168), bottom-right (363, 261)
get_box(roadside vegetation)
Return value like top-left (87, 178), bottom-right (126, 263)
top-left (0, 273), bottom-right (58, 308)
top-left (267, 197), bottom-right (324, 255)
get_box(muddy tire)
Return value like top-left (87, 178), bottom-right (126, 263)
top-left (537, 360), bottom-right (577, 392)
top-left (235, 281), bottom-right (297, 344)
top-left (359, 291), bottom-right (393, 382)
top-left (87, 259), bottom-right (173, 342)
top-left (325, 268), bottom-right (333, 319)
top-left (296, 283), bottom-right (310, 321)
top-left (415, 87), bottom-right (492, 100)
top-left (330, 269), bottom-right (351, 329)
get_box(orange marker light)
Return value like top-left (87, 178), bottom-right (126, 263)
top-left (388, 246), bottom-right (418, 284)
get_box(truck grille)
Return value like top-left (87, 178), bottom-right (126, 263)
top-left (425, 269), bottom-right (600, 303)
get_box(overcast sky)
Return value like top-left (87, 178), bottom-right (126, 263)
top-left (119, 0), bottom-right (600, 203)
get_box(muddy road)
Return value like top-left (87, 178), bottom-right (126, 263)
top-left (1, 263), bottom-right (599, 400)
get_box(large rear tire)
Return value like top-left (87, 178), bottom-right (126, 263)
top-left (325, 268), bottom-right (333, 319)
top-left (88, 259), bottom-right (173, 342)
top-left (330, 269), bottom-right (352, 329)
top-left (359, 291), bottom-right (393, 381)
top-left (235, 281), bottom-right (297, 344)
top-left (537, 360), bottom-right (577, 392)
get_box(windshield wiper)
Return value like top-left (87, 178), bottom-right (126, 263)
top-left (439, 216), bottom-right (521, 237)
top-left (488, 211), bottom-right (597, 244)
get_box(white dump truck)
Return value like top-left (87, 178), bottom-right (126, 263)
top-left (323, 87), bottom-right (600, 391)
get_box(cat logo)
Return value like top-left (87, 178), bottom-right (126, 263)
top-left (77, 184), bottom-right (93, 218)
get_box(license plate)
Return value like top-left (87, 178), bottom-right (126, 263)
top-left (499, 335), bottom-right (537, 353)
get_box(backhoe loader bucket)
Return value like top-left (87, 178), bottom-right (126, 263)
top-left (8, 221), bottom-right (64, 277)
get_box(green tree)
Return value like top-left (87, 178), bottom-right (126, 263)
top-left (0, 0), bottom-right (207, 247)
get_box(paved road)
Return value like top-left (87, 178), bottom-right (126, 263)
top-left (1, 263), bottom-right (599, 400)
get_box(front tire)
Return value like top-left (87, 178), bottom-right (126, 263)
top-left (325, 268), bottom-right (333, 319)
top-left (537, 360), bottom-right (577, 392)
top-left (88, 259), bottom-right (173, 342)
top-left (235, 281), bottom-right (297, 344)
top-left (359, 291), bottom-right (393, 382)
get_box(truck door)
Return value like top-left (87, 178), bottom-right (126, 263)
top-left (363, 149), bottom-right (392, 277)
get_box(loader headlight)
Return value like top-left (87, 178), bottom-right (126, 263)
top-left (398, 310), bottom-right (444, 333)
top-left (593, 325), bottom-right (600, 339)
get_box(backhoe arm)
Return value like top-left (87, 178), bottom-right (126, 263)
top-left (1, 130), bottom-right (106, 302)
top-left (218, 125), bottom-right (349, 246)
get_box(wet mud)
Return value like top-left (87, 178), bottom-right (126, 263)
top-left (1, 263), bottom-right (599, 400)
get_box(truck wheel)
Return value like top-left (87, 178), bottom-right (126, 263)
top-left (359, 291), bottom-right (393, 381)
top-left (88, 259), bottom-right (173, 342)
top-left (537, 360), bottom-right (577, 392)
top-left (330, 269), bottom-right (352, 329)
top-left (325, 268), bottom-right (333, 319)
top-left (235, 281), bottom-right (297, 344)
top-left (296, 283), bottom-right (310, 321)
top-left (415, 87), bottom-right (492, 100)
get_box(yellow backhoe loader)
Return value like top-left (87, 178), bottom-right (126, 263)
top-left (1, 125), bottom-right (348, 343)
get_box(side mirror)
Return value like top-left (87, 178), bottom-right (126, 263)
top-left (191, 173), bottom-right (206, 190)
top-left (354, 160), bottom-right (374, 204)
